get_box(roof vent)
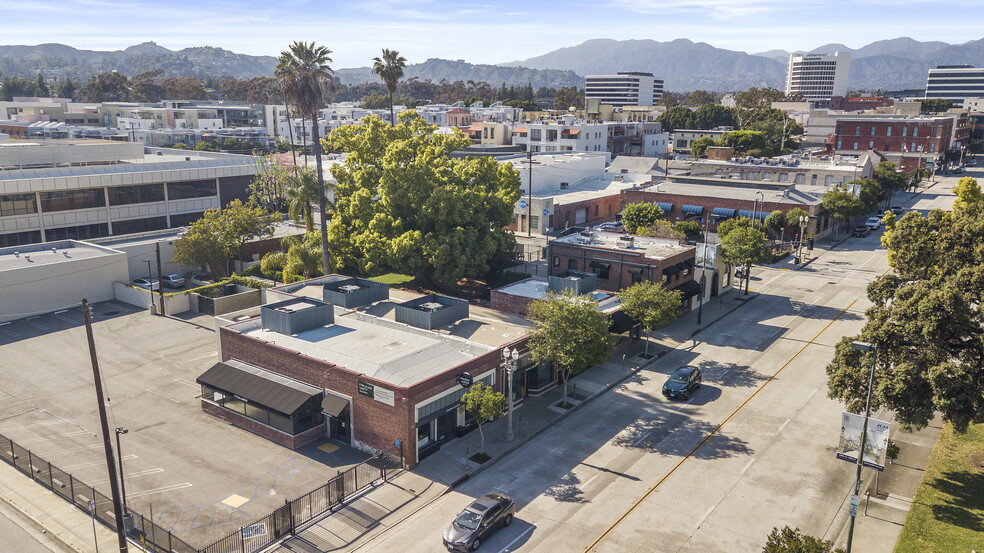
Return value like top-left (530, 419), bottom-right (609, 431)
top-left (395, 294), bottom-right (468, 330)
top-left (548, 270), bottom-right (597, 294)
top-left (260, 298), bottom-right (333, 335)
top-left (322, 276), bottom-right (389, 308)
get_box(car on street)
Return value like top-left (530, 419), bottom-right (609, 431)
top-left (161, 274), bottom-right (187, 288)
top-left (662, 366), bottom-right (702, 400)
top-left (853, 226), bottom-right (871, 238)
top-left (132, 278), bottom-right (160, 291)
top-left (595, 222), bottom-right (625, 233)
top-left (967, 158), bottom-right (977, 167)
top-left (890, 205), bottom-right (904, 216)
top-left (443, 493), bottom-right (515, 551)
top-left (865, 216), bottom-right (881, 230)
top-left (734, 264), bottom-right (748, 279)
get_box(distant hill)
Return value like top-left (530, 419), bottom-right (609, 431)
top-left (335, 58), bottom-right (583, 88)
top-left (507, 37), bottom-right (984, 92)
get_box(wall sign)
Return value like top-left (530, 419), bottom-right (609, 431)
top-left (357, 380), bottom-right (374, 399)
top-left (374, 387), bottom-right (395, 406)
top-left (457, 372), bottom-right (473, 388)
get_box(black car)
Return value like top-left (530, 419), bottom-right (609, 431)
top-left (853, 226), bottom-right (871, 238)
top-left (662, 366), bottom-right (702, 400)
top-left (443, 493), bottom-right (515, 551)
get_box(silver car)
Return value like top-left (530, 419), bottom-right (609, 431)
top-left (161, 274), bottom-right (187, 288)
top-left (132, 278), bottom-right (160, 291)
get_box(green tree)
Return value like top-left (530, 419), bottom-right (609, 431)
top-left (785, 208), bottom-right (810, 239)
top-left (282, 232), bottom-right (324, 281)
top-left (689, 136), bottom-right (715, 159)
top-left (721, 225), bottom-right (770, 295)
top-left (172, 200), bottom-right (280, 277)
top-left (821, 187), bottom-right (864, 240)
top-left (527, 291), bottom-right (613, 407)
top-left (79, 71), bottom-right (130, 102)
top-left (763, 210), bottom-right (786, 240)
top-left (873, 161), bottom-right (906, 209)
top-left (827, 178), bottom-right (984, 432)
top-left (54, 78), bottom-right (77, 100)
top-left (716, 216), bottom-right (753, 239)
top-left (286, 167), bottom-right (321, 232)
top-left (719, 130), bottom-right (769, 156)
top-left (0, 76), bottom-right (43, 100)
top-left (461, 382), bottom-right (505, 457)
top-left (277, 41), bottom-right (335, 275)
top-left (762, 526), bottom-right (845, 553)
top-left (657, 107), bottom-right (696, 132)
top-left (620, 203), bottom-right (663, 234)
top-left (953, 176), bottom-right (984, 211)
top-left (694, 104), bottom-right (735, 129)
top-left (372, 48), bottom-right (408, 127)
top-left (554, 86), bottom-right (584, 110)
top-left (260, 250), bottom-right (289, 282)
top-left (616, 282), bottom-right (682, 356)
top-left (684, 90), bottom-right (717, 107)
top-left (639, 220), bottom-right (684, 241)
top-left (326, 112), bottom-right (519, 284)
top-left (674, 220), bottom-right (702, 242)
top-left (918, 98), bottom-right (953, 113)
top-left (734, 87), bottom-right (787, 110)
top-left (35, 73), bottom-right (50, 97)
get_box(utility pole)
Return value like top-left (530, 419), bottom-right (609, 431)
top-left (82, 299), bottom-right (129, 553)
top-left (527, 150), bottom-right (533, 237)
top-left (155, 242), bottom-right (165, 317)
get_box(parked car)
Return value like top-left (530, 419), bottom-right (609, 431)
top-left (595, 222), bottom-right (625, 233)
top-left (865, 216), bottom-right (881, 230)
top-left (161, 274), bottom-right (187, 289)
top-left (132, 278), bottom-right (160, 291)
top-left (853, 226), bottom-right (871, 238)
top-left (443, 493), bottom-right (515, 551)
top-left (967, 158), bottom-right (977, 167)
top-left (890, 205), bottom-right (904, 216)
top-left (734, 264), bottom-right (748, 279)
top-left (953, 165), bottom-right (964, 174)
top-left (662, 366), bottom-right (702, 400)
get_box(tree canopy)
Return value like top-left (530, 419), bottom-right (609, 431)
top-left (620, 202), bottom-right (664, 234)
top-left (172, 199), bottom-right (280, 277)
top-left (461, 382), bottom-right (505, 455)
top-left (762, 526), bottom-right (845, 553)
top-left (325, 112), bottom-right (520, 284)
top-left (821, 187), bottom-right (864, 239)
top-left (826, 177), bottom-right (984, 432)
top-left (721, 224), bottom-right (770, 295)
top-left (616, 282), bottom-right (682, 356)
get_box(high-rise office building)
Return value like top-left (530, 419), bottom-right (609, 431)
top-left (785, 52), bottom-right (850, 104)
top-left (585, 72), bottom-right (663, 107)
top-left (924, 65), bottom-right (984, 107)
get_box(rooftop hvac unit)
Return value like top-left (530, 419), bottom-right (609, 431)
top-left (616, 236), bottom-right (634, 248)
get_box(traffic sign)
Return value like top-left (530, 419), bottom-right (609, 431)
top-left (849, 505), bottom-right (857, 517)
top-left (520, 200), bottom-right (527, 209)
top-left (850, 494), bottom-right (859, 507)
top-left (543, 208), bottom-right (548, 215)
top-left (88, 499), bottom-right (95, 512)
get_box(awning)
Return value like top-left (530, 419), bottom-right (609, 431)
top-left (562, 129), bottom-right (581, 136)
top-left (712, 207), bottom-right (736, 218)
top-left (674, 279), bottom-right (703, 301)
top-left (662, 264), bottom-right (681, 276)
top-left (512, 127), bottom-right (528, 134)
top-left (197, 359), bottom-right (322, 416)
top-left (655, 202), bottom-right (673, 213)
top-left (681, 205), bottom-right (703, 215)
top-left (609, 310), bottom-right (638, 334)
top-left (321, 393), bottom-right (349, 417)
top-left (738, 210), bottom-right (768, 220)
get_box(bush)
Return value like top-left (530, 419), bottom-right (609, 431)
top-left (260, 251), bottom-right (288, 281)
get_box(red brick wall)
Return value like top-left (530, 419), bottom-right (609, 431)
top-left (833, 119), bottom-right (953, 159)
top-left (490, 288), bottom-right (536, 316)
top-left (202, 400), bottom-right (326, 449)
top-left (547, 239), bottom-right (696, 293)
top-left (553, 193), bottom-right (622, 231)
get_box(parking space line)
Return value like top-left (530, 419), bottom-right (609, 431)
top-left (63, 455), bottom-right (137, 470)
top-left (53, 313), bottom-right (79, 325)
top-left (174, 378), bottom-right (199, 388)
top-left (740, 458), bottom-right (756, 475)
top-left (23, 317), bottom-right (49, 330)
top-left (0, 420), bottom-right (71, 432)
top-left (0, 326), bottom-right (20, 337)
top-left (693, 506), bottom-right (714, 531)
top-left (15, 430), bottom-right (89, 445)
top-left (126, 483), bottom-right (192, 499)
top-left (777, 419), bottom-right (791, 434)
top-left (497, 525), bottom-right (535, 553)
top-left (90, 468), bottom-right (163, 485)
top-left (144, 388), bottom-right (181, 404)
top-left (632, 431), bottom-right (652, 447)
top-left (44, 443), bottom-right (104, 456)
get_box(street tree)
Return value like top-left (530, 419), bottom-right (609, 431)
top-left (527, 291), bottom-right (613, 407)
top-left (827, 178), bottom-right (984, 432)
top-left (721, 225), bottom-right (770, 295)
top-left (326, 112), bottom-right (519, 284)
top-left (821, 187), bottom-right (864, 240)
top-left (277, 41), bottom-right (335, 275)
top-left (764, 210), bottom-right (786, 240)
top-left (674, 220), bottom-right (702, 242)
top-left (851, 178), bottom-right (883, 213)
top-left (762, 526), bottom-right (845, 553)
top-left (616, 282), bottom-right (682, 357)
top-left (172, 200), bottom-right (279, 277)
top-left (372, 48), bottom-right (408, 127)
top-left (716, 215), bottom-right (753, 239)
top-left (873, 161), bottom-right (906, 209)
top-left (785, 207), bottom-right (810, 240)
top-left (461, 382), bottom-right (506, 458)
top-left (620, 202), bottom-right (663, 235)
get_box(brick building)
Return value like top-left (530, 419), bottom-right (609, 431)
top-left (829, 96), bottom-right (894, 111)
top-left (204, 277), bottom-right (536, 468)
top-left (827, 115), bottom-right (954, 171)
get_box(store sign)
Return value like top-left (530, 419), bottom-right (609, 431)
top-left (457, 372), bottom-right (473, 388)
top-left (357, 380), bottom-right (374, 399)
top-left (374, 387), bottom-right (395, 406)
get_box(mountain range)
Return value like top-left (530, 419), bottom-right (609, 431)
top-left (2, 38), bottom-right (983, 93)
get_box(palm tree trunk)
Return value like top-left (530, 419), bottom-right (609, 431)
top-left (284, 102), bottom-right (298, 176)
top-left (389, 91), bottom-right (395, 126)
top-left (310, 115), bottom-right (330, 275)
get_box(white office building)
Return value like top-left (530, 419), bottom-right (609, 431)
top-left (924, 65), bottom-right (984, 108)
top-left (585, 72), bottom-right (664, 107)
top-left (785, 52), bottom-right (850, 104)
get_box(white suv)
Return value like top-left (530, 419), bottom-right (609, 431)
top-left (865, 216), bottom-right (881, 230)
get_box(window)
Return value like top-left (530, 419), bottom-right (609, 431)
top-left (594, 205), bottom-right (599, 217)
top-left (169, 211), bottom-right (205, 227)
top-left (902, 127), bottom-right (908, 137)
top-left (0, 230), bottom-right (41, 248)
top-left (44, 223), bottom-right (109, 242)
top-left (853, 142), bottom-right (858, 150)
top-left (108, 184), bottom-right (165, 206)
top-left (568, 258), bottom-right (578, 271)
top-left (530, 129), bottom-right (542, 141)
top-left (868, 141), bottom-right (874, 149)
top-left (910, 142), bottom-right (916, 153)
top-left (628, 267), bottom-right (643, 284)
top-left (836, 140), bottom-right (842, 149)
top-left (553, 256), bottom-right (560, 267)
top-left (589, 261), bottom-right (610, 280)
top-left (112, 216), bottom-right (167, 235)
top-left (795, 174), bottom-right (805, 185)
top-left (0, 194), bottom-right (37, 217)
top-left (490, 128), bottom-right (495, 139)
top-left (870, 127), bottom-right (876, 136)
top-left (40, 189), bottom-right (105, 212)
top-left (885, 141), bottom-right (891, 151)
top-left (886, 126), bottom-right (892, 137)
top-left (167, 179), bottom-right (216, 200)
top-left (530, 215), bottom-right (539, 229)
top-left (930, 143), bottom-right (936, 153)
top-left (855, 126), bottom-right (860, 136)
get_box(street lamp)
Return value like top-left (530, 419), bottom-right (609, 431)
top-left (697, 273), bottom-right (706, 325)
top-left (796, 215), bottom-right (808, 264)
top-left (753, 191), bottom-right (764, 229)
top-left (845, 341), bottom-right (878, 553)
top-left (501, 347), bottom-right (520, 442)
top-left (143, 259), bottom-right (152, 280)
top-left (114, 427), bottom-right (128, 512)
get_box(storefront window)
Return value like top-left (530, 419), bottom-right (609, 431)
top-left (418, 421), bottom-right (433, 447)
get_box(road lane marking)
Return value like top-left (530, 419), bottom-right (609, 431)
top-left (693, 506), bottom-right (714, 531)
top-left (578, 474), bottom-right (600, 491)
top-left (497, 525), bottom-right (535, 553)
top-left (126, 483), bottom-right (192, 499)
top-left (584, 297), bottom-right (860, 552)
top-left (777, 419), bottom-right (791, 434)
top-left (807, 387), bottom-right (819, 401)
top-left (740, 458), bottom-right (756, 475)
top-left (633, 431), bottom-right (652, 446)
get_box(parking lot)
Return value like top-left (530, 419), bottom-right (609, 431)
top-left (0, 302), bottom-right (368, 546)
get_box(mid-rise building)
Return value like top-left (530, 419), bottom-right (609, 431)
top-left (785, 52), bottom-right (850, 104)
top-left (827, 115), bottom-right (954, 170)
top-left (585, 72), bottom-right (664, 107)
top-left (924, 65), bottom-right (984, 108)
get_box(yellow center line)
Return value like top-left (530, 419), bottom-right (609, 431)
top-left (584, 297), bottom-right (860, 552)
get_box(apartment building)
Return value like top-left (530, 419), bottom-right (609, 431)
top-left (512, 115), bottom-right (667, 157)
top-left (924, 65), bottom-right (984, 108)
top-left (585, 72), bottom-right (664, 107)
top-left (785, 52), bottom-right (850, 104)
top-left (827, 115), bottom-right (954, 170)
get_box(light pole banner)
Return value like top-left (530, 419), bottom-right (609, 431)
top-left (836, 412), bottom-right (891, 471)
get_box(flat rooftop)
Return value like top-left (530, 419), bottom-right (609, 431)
top-left (536, 176), bottom-right (644, 205)
top-left (0, 240), bottom-right (122, 272)
top-left (553, 230), bottom-right (693, 260)
top-left (495, 278), bottom-right (620, 312)
top-left (642, 180), bottom-right (823, 206)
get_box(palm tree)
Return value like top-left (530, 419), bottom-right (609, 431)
top-left (371, 48), bottom-right (408, 126)
top-left (276, 41), bottom-right (334, 275)
top-left (286, 167), bottom-right (320, 232)
top-left (283, 233), bottom-right (323, 281)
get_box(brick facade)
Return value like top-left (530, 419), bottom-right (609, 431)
top-left (490, 289), bottom-right (536, 316)
top-left (830, 118), bottom-right (953, 171)
top-left (547, 239), bottom-right (696, 294)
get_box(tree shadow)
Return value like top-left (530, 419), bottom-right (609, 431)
top-left (789, 300), bottom-right (863, 322)
top-left (609, 406), bottom-right (753, 461)
top-left (926, 469), bottom-right (984, 533)
top-left (694, 359), bottom-right (767, 389)
top-left (543, 472), bottom-right (587, 503)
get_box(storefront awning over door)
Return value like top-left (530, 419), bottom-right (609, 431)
top-left (196, 359), bottom-right (322, 416)
top-left (674, 279), bottom-right (703, 301)
top-left (321, 393), bottom-right (349, 417)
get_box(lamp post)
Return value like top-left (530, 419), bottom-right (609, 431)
top-left (845, 341), bottom-right (878, 553)
top-left (501, 347), bottom-right (520, 442)
top-left (796, 215), bottom-right (808, 264)
top-left (114, 427), bottom-right (128, 512)
top-left (697, 273), bottom-right (706, 325)
top-left (143, 259), bottom-right (152, 280)
top-left (753, 191), bottom-right (764, 229)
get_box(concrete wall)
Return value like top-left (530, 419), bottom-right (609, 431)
top-left (112, 282), bottom-right (191, 314)
top-left (0, 242), bottom-right (129, 322)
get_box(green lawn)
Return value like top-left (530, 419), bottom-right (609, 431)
top-left (369, 273), bottom-right (415, 285)
top-left (894, 422), bottom-right (984, 553)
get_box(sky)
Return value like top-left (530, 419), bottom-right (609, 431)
top-left (4, 0), bottom-right (982, 68)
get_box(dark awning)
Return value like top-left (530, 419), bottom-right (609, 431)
top-left (713, 207), bottom-right (736, 218)
top-left (197, 359), bottom-right (322, 416)
top-left (674, 279), bottom-right (703, 301)
top-left (662, 264), bottom-right (681, 276)
top-left (609, 310), bottom-right (638, 334)
top-left (655, 202), bottom-right (673, 213)
top-left (321, 394), bottom-right (349, 417)
top-left (738, 210), bottom-right (768, 220)
top-left (681, 205), bottom-right (704, 215)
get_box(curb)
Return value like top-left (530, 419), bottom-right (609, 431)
top-left (0, 491), bottom-right (86, 553)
